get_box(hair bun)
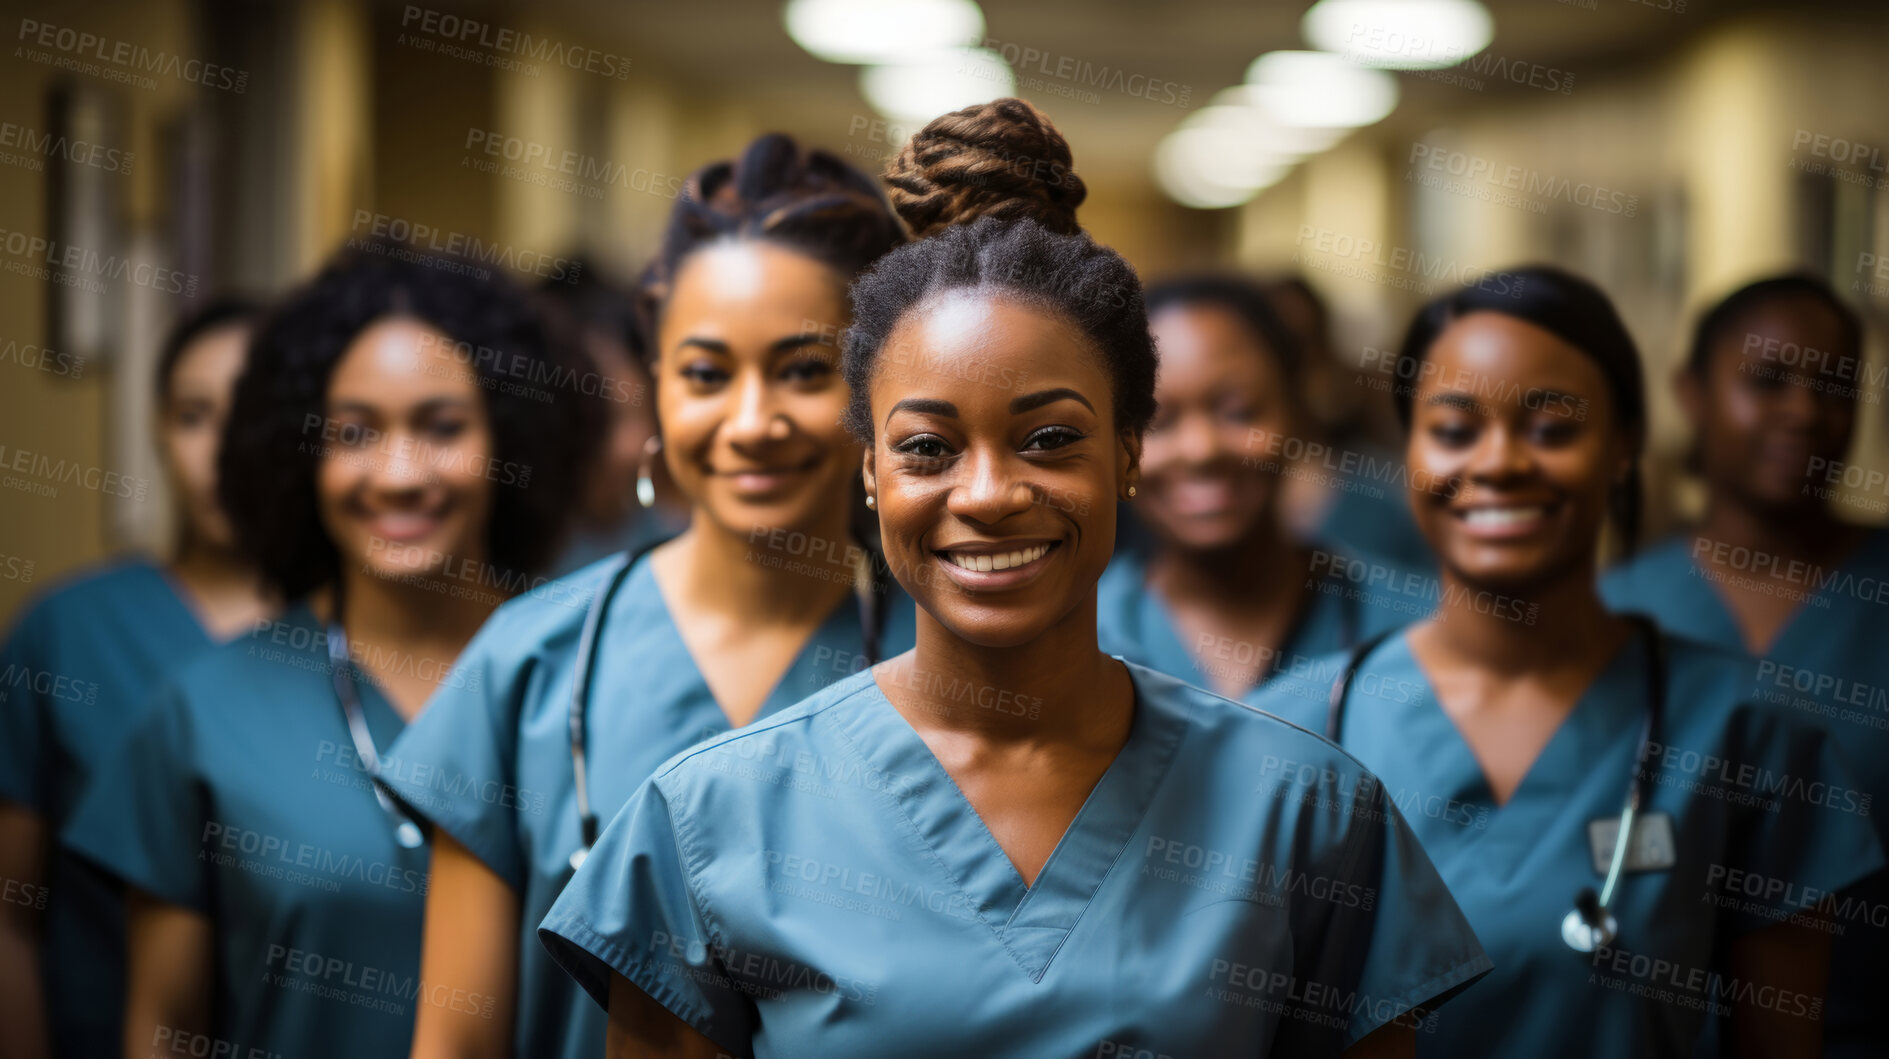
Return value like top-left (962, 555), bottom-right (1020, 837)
top-left (885, 97), bottom-right (1086, 240)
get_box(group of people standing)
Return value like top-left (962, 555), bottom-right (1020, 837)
top-left (2, 96), bottom-right (1884, 1059)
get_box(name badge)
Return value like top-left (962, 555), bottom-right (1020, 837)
top-left (1586, 811), bottom-right (1678, 875)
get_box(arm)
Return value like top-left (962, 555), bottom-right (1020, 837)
top-left (1726, 913), bottom-right (1832, 1059)
top-left (0, 803), bottom-right (49, 1059)
top-left (409, 833), bottom-right (520, 1059)
top-left (1342, 1023), bottom-right (1414, 1059)
top-left (605, 971), bottom-right (732, 1059)
top-left (123, 889), bottom-right (214, 1059)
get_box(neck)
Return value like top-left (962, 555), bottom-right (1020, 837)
top-left (1147, 515), bottom-right (1302, 610)
top-left (167, 535), bottom-right (274, 637)
top-left (893, 594), bottom-right (1126, 746)
top-left (1424, 562), bottom-right (1624, 677)
top-left (1694, 492), bottom-right (1859, 569)
top-left (334, 565), bottom-right (495, 671)
top-left (670, 506), bottom-right (859, 626)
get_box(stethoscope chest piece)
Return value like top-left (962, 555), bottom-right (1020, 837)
top-left (569, 846), bottom-right (589, 872)
top-left (395, 820), bottom-right (424, 850)
top-left (1561, 906), bottom-right (1619, 953)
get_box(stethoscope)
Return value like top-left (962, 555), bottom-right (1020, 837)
top-left (566, 537), bottom-right (887, 870)
top-left (1324, 614), bottom-right (1666, 953)
top-left (326, 620), bottom-right (427, 850)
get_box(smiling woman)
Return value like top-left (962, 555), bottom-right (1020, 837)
top-left (58, 240), bottom-right (601, 1059)
top-left (540, 98), bottom-right (1493, 1059)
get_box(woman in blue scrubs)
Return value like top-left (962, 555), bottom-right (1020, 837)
top-left (1600, 275), bottom-right (1889, 1057)
top-left (0, 298), bottom-right (273, 1059)
top-left (541, 98), bottom-right (1491, 1059)
top-left (1098, 275), bottom-right (1423, 704)
top-left (1257, 267), bottom-right (1883, 1056)
top-left (391, 135), bottom-right (915, 1059)
top-left (61, 241), bottom-right (598, 1059)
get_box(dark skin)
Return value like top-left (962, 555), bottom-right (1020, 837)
top-left (606, 289), bottom-right (1414, 1057)
top-left (1402, 311), bottom-right (1830, 1057)
top-left (1676, 296), bottom-right (1868, 654)
top-left (1136, 303), bottom-right (1316, 699)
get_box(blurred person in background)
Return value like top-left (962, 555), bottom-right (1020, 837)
top-left (1261, 266), bottom-right (1880, 1057)
top-left (542, 98), bottom-right (1490, 1059)
top-left (1270, 275), bottom-right (1436, 575)
top-left (0, 297), bottom-right (274, 1059)
top-left (1600, 274), bottom-right (1888, 1058)
top-left (1097, 275), bottom-right (1419, 705)
top-left (59, 242), bottom-right (598, 1059)
top-left (537, 264), bottom-right (687, 577)
top-left (394, 133), bottom-right (916, 1059)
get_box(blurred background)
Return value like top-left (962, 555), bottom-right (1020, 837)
top-left (3, 0), bottom-right (1886, 621)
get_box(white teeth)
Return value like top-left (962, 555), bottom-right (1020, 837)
top-left (945, 544), bottom-right (1051, 573)
top-left (1462, 506), bottom-right (1545, 526)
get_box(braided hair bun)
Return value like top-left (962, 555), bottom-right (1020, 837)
top-left (637, 133), bottom-right (905, 349)
top-left (884, 98), bottom-right (1087, 240)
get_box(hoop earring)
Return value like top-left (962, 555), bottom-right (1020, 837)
top-left (636, 436), bottom-right (662, 510)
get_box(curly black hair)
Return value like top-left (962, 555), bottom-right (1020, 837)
top-left (840, 98), bottom-right (1157, 442)
top-left (1145, 274), bottom-right (1304, 391)
top-left (219, 239), bottom-right (603, 600)
top-left (1683, 273), bottom-right (1861, 377)
top-left (637, 133), bottom-right (906, 356)
top-left (1392, 264), bottom-right (1647, 552)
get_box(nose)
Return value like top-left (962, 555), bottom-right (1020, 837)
top-left (946, 445), bottom-right (1036, 526)
top-left (723, 368), bottom-right (789, 449)
top-left (1169, 409), bottom-right (1224, 468)
top-left (1776, 377), bottom-right (1821, 426)
top-left (1466, 423), bottom-right (1534, 485)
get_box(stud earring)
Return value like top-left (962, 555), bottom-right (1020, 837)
top-left (864, 494), bottom-right (876, 510)
top-left (1127, 484), bottom-right (1137, 498)
top-left (636, 436), bottom-right (662, 509)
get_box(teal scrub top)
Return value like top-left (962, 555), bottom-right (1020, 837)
top-left (1258, 629), bottom-right (1885, 1057)
top-left (61, 603), bottom-right (433, 1058)
top-left (1602, 528), bottom-right (1889, 1058)
top-left (1096, 546), bottom-right (1420, 707)
top-left (383, 551), bottom-right (916, 1059)
top-left (0, 557), bottom-right (218, 1058)
top-left (540, 661), bottom-right (1493, 1058)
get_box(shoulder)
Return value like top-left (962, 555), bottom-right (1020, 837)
top-left (1129, 659), bottom-right (1372, 783)
top-left (1600, 535), bottom-right (1693, 602)
top-left (5, 555), bottom-right (164, 636)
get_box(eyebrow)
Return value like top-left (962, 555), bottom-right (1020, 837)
top-left (328, 396), bottom-right (474, 417)
top-left (674, 333), bottom-right (830, 356)
top-left (1011, 387), bottom-right (1094, 415)
top-left (885, 397), bottom-right (958, 428)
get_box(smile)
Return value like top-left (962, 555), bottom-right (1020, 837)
top-left (941, 543), bottom-right (1054, 572)
top-left (1459, 505), bottom-right (1547, 527)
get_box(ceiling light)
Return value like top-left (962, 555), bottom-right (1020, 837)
top-left (784, 0), bottom-right (985, 65)
top-left (1302, 0), bottom-right (1493, 70)
top-left (1245, 50), bottom-right (1398, 128)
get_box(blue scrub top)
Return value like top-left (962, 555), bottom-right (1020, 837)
top-left (0, 557), bottom-right (218, 1058)
top-left (540, 661), bottom-right (1493, 1058)
top-left (62, 603), bottom-right (433, 1059)
top-left (384, 551), bottom-right (916, 1059)
top-left (1602, 528), bottom-right (1889, 1058)
top-left (1258, 629), bottom-right (1885, 1057)
top-left (1097, 546), bottom-right (1420, 707)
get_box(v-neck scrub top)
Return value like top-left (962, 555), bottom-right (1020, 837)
top-left (1601, 528), bottom-right (1889, 1057)
top-left (384, 551), bottom-right (915, 1059)
top-left (1097, 546), bottom-right (1420, 707)
top-left (0, 558), bottom-right (220, 1058)
top-left (539, 661), bottom-right (1492, 1058)
top-left (61, 604), bottom-right (432, 1059)
top-left (1258, 629), bottom-right (1885, 1057)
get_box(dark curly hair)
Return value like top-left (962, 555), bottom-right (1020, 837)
top-left (637, 133), bottom-right (906, 354)
top-left (1683, 272), bottom-right (1861, 377)
top-left (1145, 274), bottom-right (1303, 392)
top-left (219, 239), bottom-right (603, 600)
top-left (1392, 264), bottom-right (1647, 552)
top-left (841, 98), bottom-right (1157, 442)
